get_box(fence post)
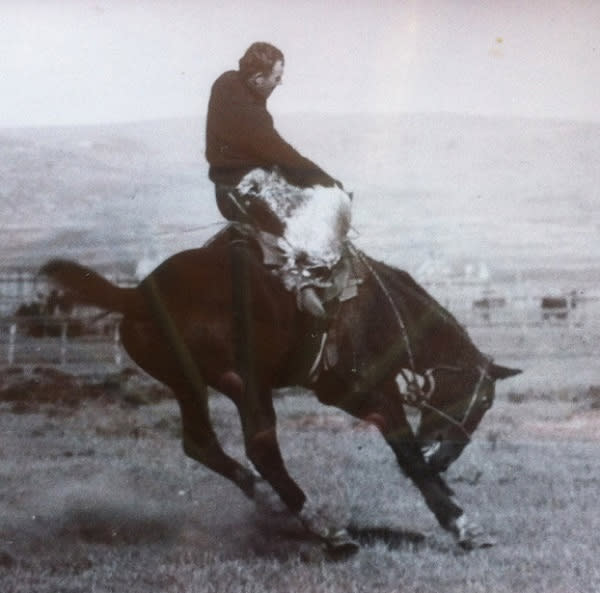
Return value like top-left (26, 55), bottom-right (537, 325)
top-left (60, 320), bottom-right (67, 365)
top-left (113, 322), bottom-right (122, 366)
top-left (8, 323), bottom-right (16, 365)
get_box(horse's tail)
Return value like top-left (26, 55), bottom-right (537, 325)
top-left (40, 259), bottom-right (144, 317)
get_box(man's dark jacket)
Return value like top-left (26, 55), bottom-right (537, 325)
top-left (205, 70), bottom-right (337, 188)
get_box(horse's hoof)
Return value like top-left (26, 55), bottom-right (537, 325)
top-left (298, 504), bottom-right (357, 557)
top-left (452, 514), bottom-right (495, 550)
top-left (459, 531), bottom-right (496, 550)
top-left (324, 530), bottom-right (360, 560)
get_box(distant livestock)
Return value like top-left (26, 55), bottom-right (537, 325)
top-left (541, 293), bottom-right (577, 321)
top-left (472, 296), bottom-right (506, 322)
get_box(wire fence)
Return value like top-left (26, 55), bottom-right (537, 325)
top-left (2, 293), bottom-right (600, 373)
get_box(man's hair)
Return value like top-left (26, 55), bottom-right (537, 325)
top-left (238, 42), bottom-right (284, 78)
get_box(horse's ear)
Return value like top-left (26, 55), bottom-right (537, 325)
top-left (488, 363), bottom-right (522, 380)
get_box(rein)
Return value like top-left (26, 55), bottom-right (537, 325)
top-left (349, 245), bottom-right (418, 378)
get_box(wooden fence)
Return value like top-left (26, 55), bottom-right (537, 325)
top-left (1, 314), bottom-right (124, 369)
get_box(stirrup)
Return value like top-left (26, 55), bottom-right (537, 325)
top-left (298, 286), bottom-right (327, 318)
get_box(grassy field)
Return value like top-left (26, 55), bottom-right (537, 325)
top-left (1, 359), bottom-right (599, 593)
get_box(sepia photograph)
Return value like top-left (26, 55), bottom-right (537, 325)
top-left (1, 1), bottom-right (599, 591)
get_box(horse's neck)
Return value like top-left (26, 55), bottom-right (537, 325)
top-left (348, 254), bottom-right (478, 370)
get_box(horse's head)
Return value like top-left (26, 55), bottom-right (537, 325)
top-left (415, 359), bottom-right (521, 473)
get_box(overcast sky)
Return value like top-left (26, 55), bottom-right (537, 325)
top-left (2, 0), bottom-right (599, 126)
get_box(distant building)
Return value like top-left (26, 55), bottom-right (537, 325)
top-left (416, 256), bottom-right (490, 283)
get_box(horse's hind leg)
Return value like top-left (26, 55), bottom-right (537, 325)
top-left (233, 384), bottom-right (359, 556)
top-left (121, 319), bottom-right (258, 498)
top-left (226, 241), bottom-right (305, 513)
top-left (234, 387), bottom-right (306, 513)
top-left (177, 391), bottom-right (258, 499)
top-left (221, 367), bottom-right (356, 552)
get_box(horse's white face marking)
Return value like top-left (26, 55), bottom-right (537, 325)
top-left (421, 440), bottom-right (441, 462)
top-left (397, 364), bottom-right (495, 449)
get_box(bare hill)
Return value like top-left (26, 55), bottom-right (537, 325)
top-left (2, 114), bottom-right (598, 283)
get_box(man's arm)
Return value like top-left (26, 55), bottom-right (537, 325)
top-left (219, 85), bottom-right (339, 187)
top-left (247, 117), bottom-right (339, 187)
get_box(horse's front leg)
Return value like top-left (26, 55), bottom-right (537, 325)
top-left (385, 431), bottom-right (490, 549)
top-left (365, 381), bottom-right (492, 549)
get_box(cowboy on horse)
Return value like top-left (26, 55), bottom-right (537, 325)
top-left (205, 41), bottom-right (354, 319)
top-left (39, 42), bottom-right (522, 556)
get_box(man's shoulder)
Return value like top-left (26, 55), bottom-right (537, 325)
top-left (212, 70), bottom-right (242, 91)
top-left (211, 70), bottom-right (264, 109)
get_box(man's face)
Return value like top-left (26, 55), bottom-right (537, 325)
top-left (252, 60), bottom-right (284, 98)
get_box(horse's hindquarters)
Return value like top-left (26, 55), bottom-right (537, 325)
top-left (119, 319), bottom-right (178, 387)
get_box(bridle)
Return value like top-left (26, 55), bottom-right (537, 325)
top-left (398, 361), bottom-right (495, 442)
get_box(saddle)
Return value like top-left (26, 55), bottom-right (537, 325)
top-left (212, 168), bottom-right (362, 377)
top-left (256, 229), bottom-right (363, 306)
top-left (208, 223), bottom-right (363, 309)
top-left (206, 223), bottom-right (364, 380)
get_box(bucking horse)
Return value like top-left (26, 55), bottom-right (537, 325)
top-left (41, 224), bottom-right (520, 556)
